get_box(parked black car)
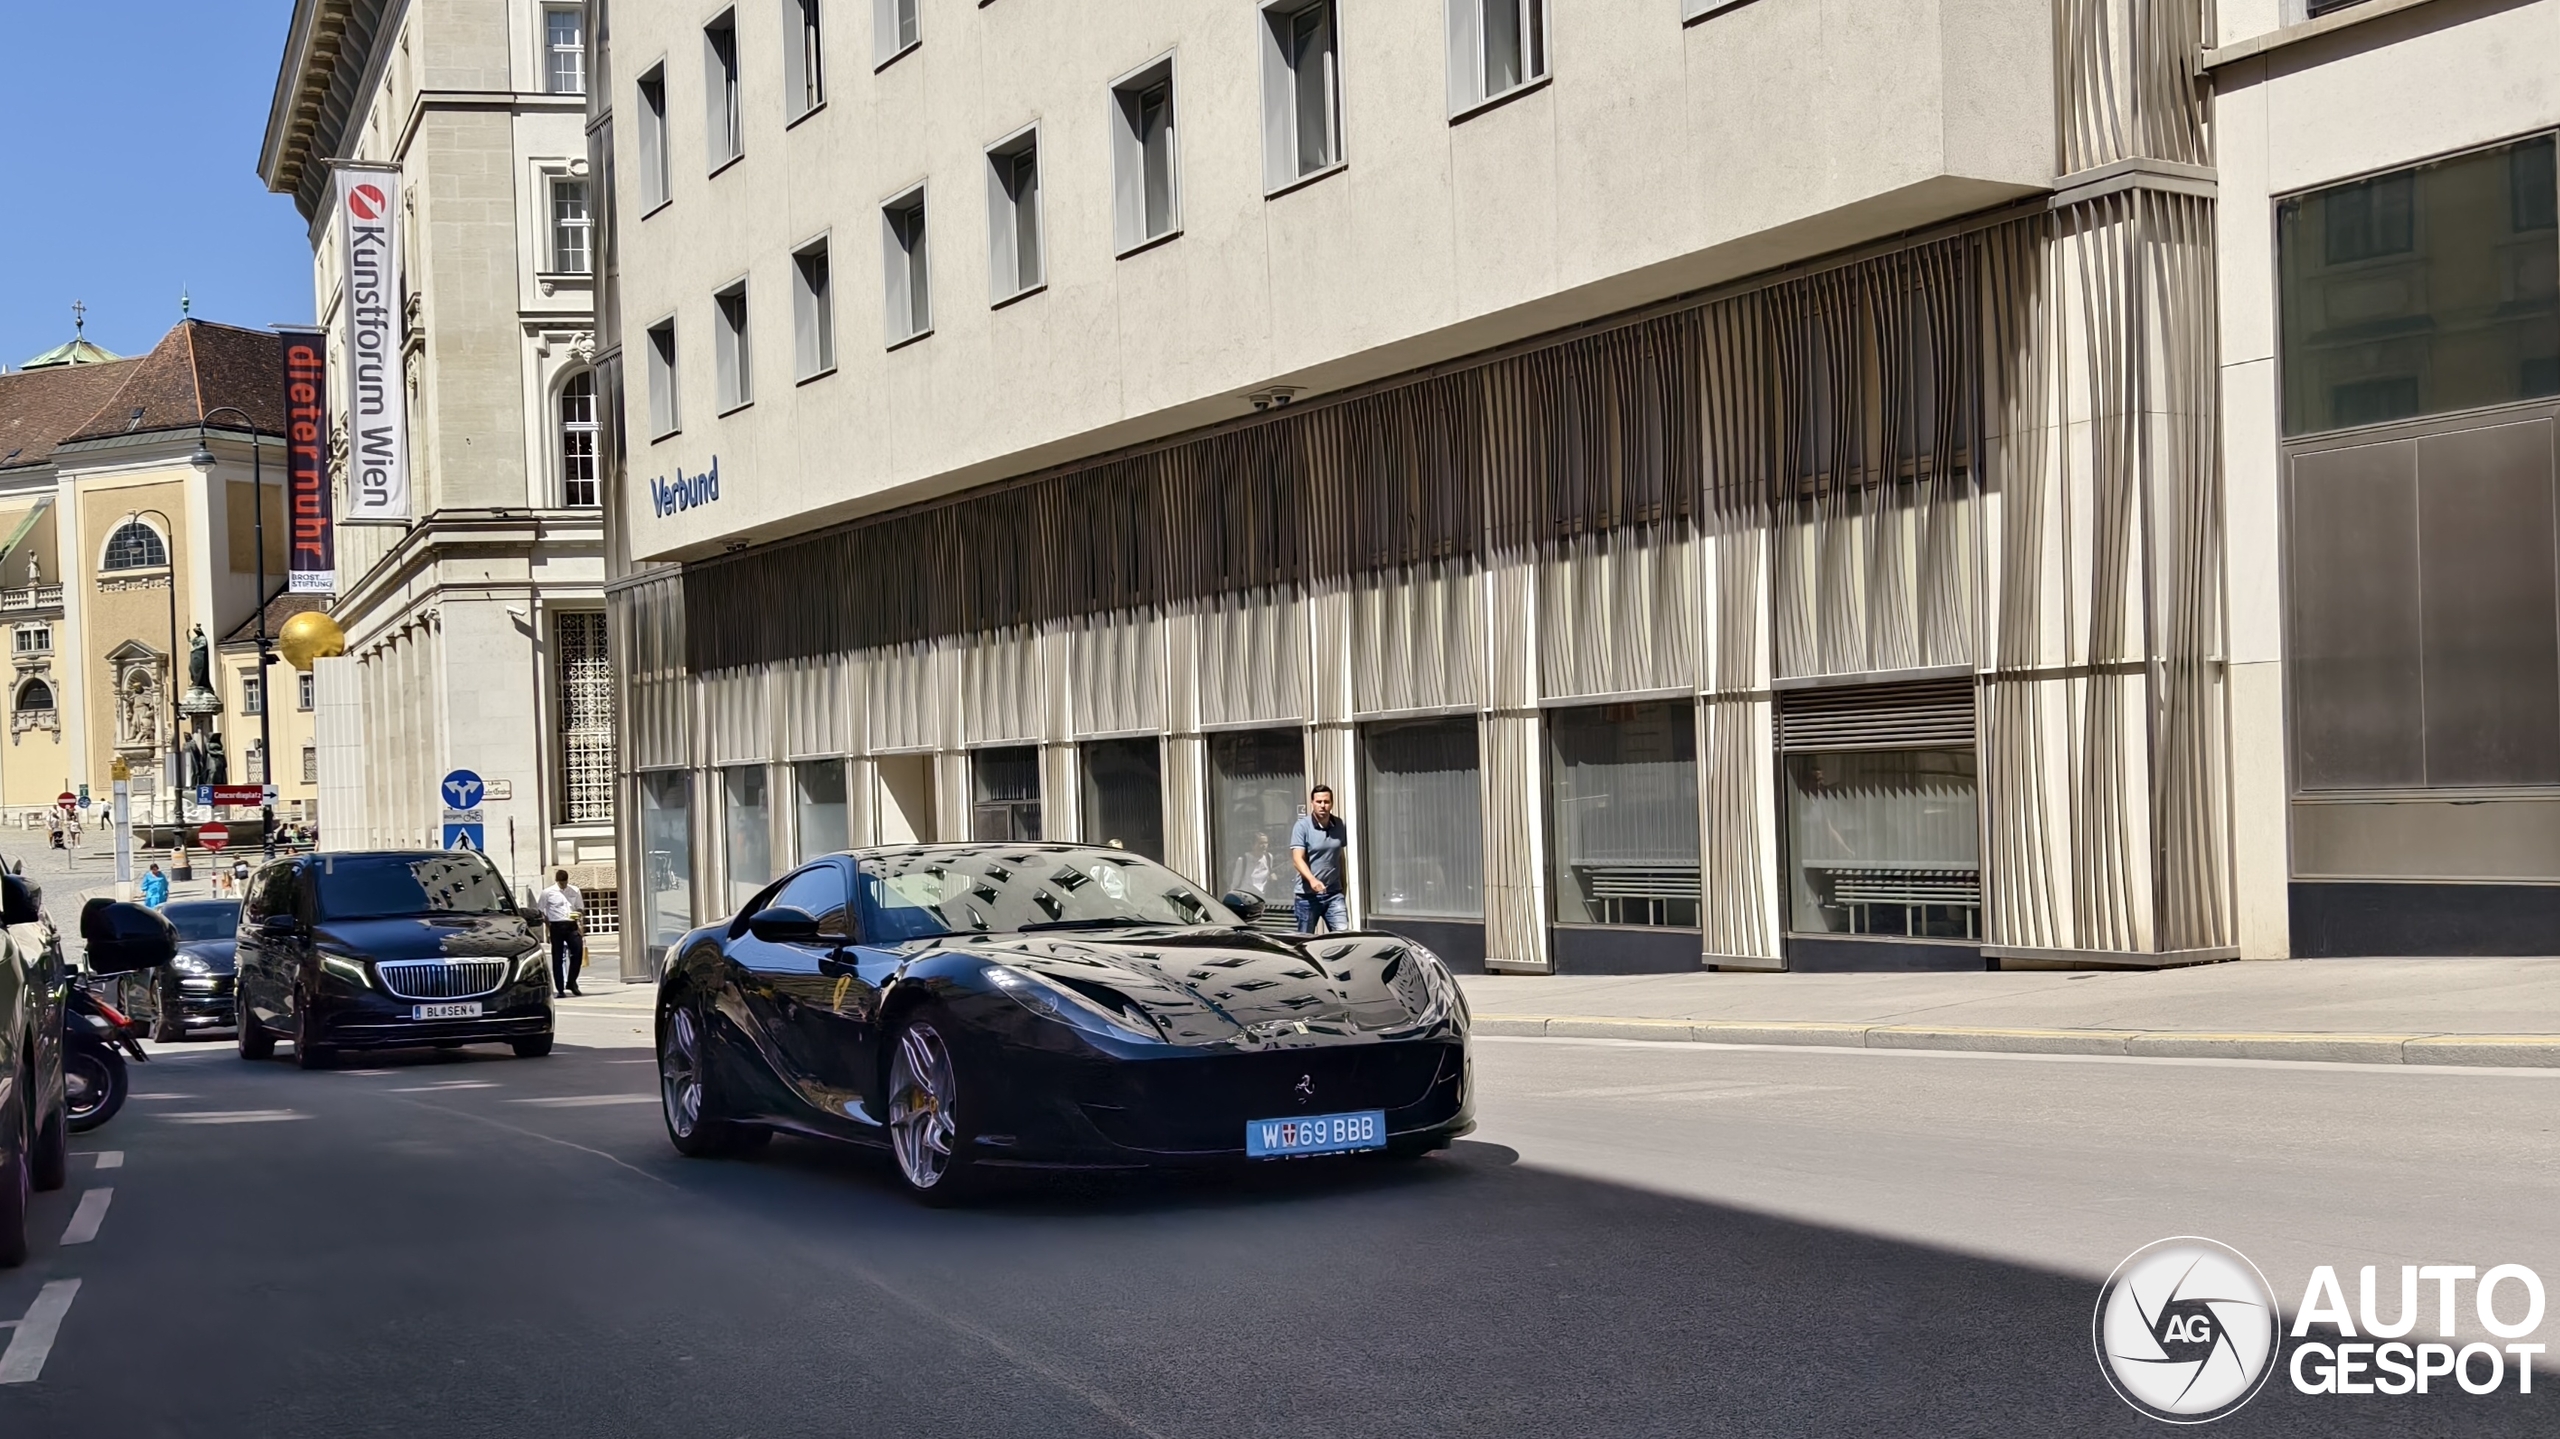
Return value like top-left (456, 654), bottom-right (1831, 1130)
top-left (656, 843), bottom-right (1472, 1202)
top-left (123, 899), bottom-right (242, 1042)
top-left (235, 850), bottom-right (554, 1070)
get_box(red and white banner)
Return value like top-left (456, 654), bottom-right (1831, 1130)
top-left (278, 325), bottom-right (334, 592)
top-left (334, 165), bottom-right (409, 522)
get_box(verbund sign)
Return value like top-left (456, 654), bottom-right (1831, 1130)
top-left (649, 456), bottom-right (721, 518)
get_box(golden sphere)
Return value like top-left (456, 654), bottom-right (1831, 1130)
top-left (278, 610), bottom-right (347, 671)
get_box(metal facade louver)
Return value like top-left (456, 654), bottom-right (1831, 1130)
top-left (1777, 679), bottom-right (1976, 752)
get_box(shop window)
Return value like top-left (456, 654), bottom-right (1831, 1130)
top-left (794, 759), bottom-right (850, 861)
top-left (2280, 135), bottom-right (2560, 435)
top-left (971, 746), bottom-right (1041, 842)
top-left (1079, 737), bottom-right (1163, 860)
top-left (1209, 728), bottom-right (1304, 924)
top-left (722, 764), bottom-right (771, 911)
top-left (640, 771), bottom-right (693, 970)
top-left (1547, 702), bottom-right (1699, 928)
top-left (1778, 681), bottom-right (1980, 940)
top-left (1361, 716), bottom-right (1482, 919)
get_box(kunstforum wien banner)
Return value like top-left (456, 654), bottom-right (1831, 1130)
top-left (334, 164), bottom-right (409, 522)
top-left (278, 325), bottom-right (334, 593)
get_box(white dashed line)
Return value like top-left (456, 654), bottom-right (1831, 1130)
top-left (130, 1093), bottom-right (200, 1100)
top-left (506, 1094), bottom-right (656, 1107)
top-left (162, 1110), bottom-right (306, 1125)
top-left (388, 1082), bottom-right (499, 1093)
top-left (338, 1069), bottom-right (397, 1076)
top-left (0, 1279), bottom-right (80, 1384)
top-left (60, 1188), bottom-right (112, 1245)
top-left (86, 1151), bottom-right (122, 1170)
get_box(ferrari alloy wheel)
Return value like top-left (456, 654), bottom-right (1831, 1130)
top-left (660, 997), bottom-right (763, 1158)
top-left (887, 1015), bottom-right (973, 1201)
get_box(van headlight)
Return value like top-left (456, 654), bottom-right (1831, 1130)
top-left (317, 951), bottom-right (371, 988)
top-left (516, 946), bottom-right (550, 984)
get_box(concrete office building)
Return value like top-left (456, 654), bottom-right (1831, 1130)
top-left (263, 0), bottom-right (619, 947)
top-left (594, 0), bottom-right (2555, 978)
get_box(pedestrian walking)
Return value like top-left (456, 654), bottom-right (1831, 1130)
top-left (1288, 784), bottom-right (1350, 934)
top-left (230, 855), bottom-right (251, 897)
top-left (140, 863), bottom-right (168, 908)
top-left (537, 868), bottom-right (586, 996)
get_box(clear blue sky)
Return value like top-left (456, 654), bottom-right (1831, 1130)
top-left (0, 1), bottom-right (310, 367)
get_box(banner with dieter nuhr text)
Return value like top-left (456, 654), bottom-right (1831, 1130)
top-left (278, 326), bottom-right (334, 593)
top-left (334, 165), bottom-right (409, 522)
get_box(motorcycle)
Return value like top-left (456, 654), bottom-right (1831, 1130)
top-left (64, 977), bottom-right (147, 1132)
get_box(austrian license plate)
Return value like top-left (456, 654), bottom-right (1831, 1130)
top-left (1246, 1109), bottom-right (1387, 1159)
top-left (412, 1002), bottom-right (484, 1021)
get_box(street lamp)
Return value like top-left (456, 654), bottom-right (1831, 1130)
top-left (120, 507), bottom-right (181, 839)
top-left (195, 407), bottom-right (281, 859)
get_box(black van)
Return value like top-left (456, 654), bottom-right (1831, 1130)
top-left (235, 850), bottom-right (555, 1069)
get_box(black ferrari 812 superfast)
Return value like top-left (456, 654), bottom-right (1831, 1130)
top-left (654, 843), bottom-right (1472, 1200)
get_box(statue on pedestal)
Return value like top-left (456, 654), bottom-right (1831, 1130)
top-left (187, 624), bottom-right (211, 694)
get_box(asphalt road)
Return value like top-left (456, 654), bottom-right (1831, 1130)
top-left (0, 1026), bottom-right (2550, 1437)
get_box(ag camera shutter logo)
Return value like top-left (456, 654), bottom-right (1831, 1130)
top-left (2094, 1237), bottom-right (2280, 1423)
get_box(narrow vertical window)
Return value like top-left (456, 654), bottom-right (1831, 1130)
top-left (792, 238), bottom-right (836, 378)
top-left (881, 188), bottom-right (931, 344)
top-left (646, 319), bottom-right (680, 436)
top-left (1260, 2), bottom-right (1342, 192)
top-left (985, 129), bottom-right (1043, 302)
top-left (1447, 0), bottom-right (1547, 116)
top-left (637, 65), bottom-right (670, 208)
top-left (873, 0), bottom-right (919, 67)
top-left (560, 371), bottom-right (600, 505)
top-left (299, 671), bottom-right (315, 711)
top-left (704, 11), bottom-right (742, 168)
top-left (557, 612), bottom-right (616, 824)
top-left (551, 177), bottom-right (592, 272)
top-left (783, 0), bottom-right (826, 118)
top-left (714, 282), bottom-right (753, 411)
top-left (1111, 58), bottom-right (1179, 252)
top-left (544, 5), bottom-right (586, 94)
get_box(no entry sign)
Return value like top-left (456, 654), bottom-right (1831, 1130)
top-left (55, 792), bottom-right (74, 813)
top-left (197, 822), bottom-right (231, 853)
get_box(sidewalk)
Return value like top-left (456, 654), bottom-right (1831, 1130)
top-left (1457, 958), bottom-right (2560, 1068)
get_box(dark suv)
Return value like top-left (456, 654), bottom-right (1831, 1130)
top-left (234, 850), bottom-right (555, 1069)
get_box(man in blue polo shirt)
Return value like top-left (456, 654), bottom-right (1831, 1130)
top-left (1288, 784), bottom-right (1349, 934)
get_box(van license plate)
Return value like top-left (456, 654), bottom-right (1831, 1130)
top-left (413, 1002), bottom-right (483, 1020)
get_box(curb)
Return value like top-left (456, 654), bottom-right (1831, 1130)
top-left (1472, 1015), bottom-right (2560, 1069)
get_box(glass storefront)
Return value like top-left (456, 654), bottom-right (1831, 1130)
top-left (1209, 727), bottom-right (1304, 922)
top-left (1782, 748), bottom-right (1980, 939)
top-left (971, 745), bottom-right (1042, 841)
top-left (722, 764), bottom-right (772, 911)
top-left (639, 771), bottom-right (691, 973)
top-left (1079, 737), bottom-right (1164, 859)
top-left (1547, 702), bottom-right (1699, 927)
top-left (1361, 716), bottom-right (1482, 919)
top-left (793, 758), bottom-right (849, 861)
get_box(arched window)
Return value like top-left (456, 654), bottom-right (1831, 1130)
top-left (560, 371), bottom-right (599, 507)
top-left (102, 520), bottom-right (168, 571)
top-left (15, 677), bottom-right (54, 713)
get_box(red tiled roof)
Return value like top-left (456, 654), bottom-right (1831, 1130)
top-left (63, 320), bottom-right (288, 444)
top-left (0, 360), bottom-right (139, 470)
top-left (221, 591), bottom-right (332, 647)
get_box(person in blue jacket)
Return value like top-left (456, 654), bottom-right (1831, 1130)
top-left (139, 863), bottom-right (169, 907)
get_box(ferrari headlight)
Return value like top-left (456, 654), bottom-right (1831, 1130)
top-left (317, 950), bottom-right (371, 988)
top-left (516, 946), bottom-right (550, 984)
top-left (1398, 943), bottom-right (1463, 1031)
top-left (171, 955), bottom-right (212, 976)
top-left (986, 964), bottom-right (1165, 1044)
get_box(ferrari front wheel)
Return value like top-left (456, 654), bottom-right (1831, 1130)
top-left (659, 996), bottom-right (764, 1158)
top-left (886, 1009), bottom-right (978, 1204)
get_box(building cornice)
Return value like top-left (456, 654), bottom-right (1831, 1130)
top-left (334, 510), bottom-right (607, 622)
top-left (2202, 0), bottom-right (2447, 70)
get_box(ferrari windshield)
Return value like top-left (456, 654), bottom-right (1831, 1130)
top-left (857, 847), bottom-right (1239, 941)
top-left (312, 853), bottom-right (517, 920)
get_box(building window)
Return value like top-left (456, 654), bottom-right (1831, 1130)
top-left (1447, 0), bottom-right (1547, 116)
top-left (298, 670), bottom-right (315, 711)
top-left (637, 65), bottom-right (671, 209)
top-left (723, 764), bottom-right (773, 910)
top-left (1774, 682), bottom-right (1978, 940)
top-left (14, 677), bottom-right (53, 714)
top-left (985, 129), bottom-right (1043, 302)
top-left (1110, 58), bottom-right (1180, 253)
top-left (970, 746), bottom-right (1042, 842)
top-left (551, 178), bottom-right (592, 273)
top-left (102, 520), bottom-right (168, 571)
top-left (245, 743), bottom-right (267, 784)
top-left (1547, 701), bottom-right (1699, 928)
top-left (544, 5), bottom-right (586, 94)
top-left (640, 771), bottom-right (693, 970)
top-left (714, 281), bottom-right (753, 411)
top-left (11, 625), bottom-right (49, 656)
top-left (881, 187), bottom-right (932, 345)
top-left (301, 744), bottom-right (318, 783)
top-left (872, 0), bottom-right (919, 68)
top-left (560, 371), bottom-right (601, 505)
top-left (581, 887), bottom-right (621, 937)
top-left (1362, 717), bottom-right (1482, 920)
top-left (1209, 728), bottom-right (1303, 928)
top-left (783, 0), bottom-right (826, 118)
top-left (646, 319), bottom-right (680, 437)
top-left (557, 611), bottom-right (615, 823)
top-left (242, 675), bottom-right (264, 716)
top-left (1079, 737), bottom-right (1163, 860)
top-left (792, 238), bottom-right (835, 378)
top-left (1259, 1), bottom-right (1341, 192)
top-left (793, 759), bottom-right (850, 861)
top-left (704, 11), bottom-right (743, 169)
top-left (2279, 135), bottom-right (2560, 435)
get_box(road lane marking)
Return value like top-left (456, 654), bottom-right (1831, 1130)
top-left (0, 1280), bottom-right (80, 1384)
top-left (91, 1151), bottom-right (122, 1170)
top-left (507, 1094), bottom-right (656, 1107)
top-left (61, 1188), bottom-right (112, 1245)
top-left (338, 1069), bottom-right (396, 1076)
top-left (162, 1110), bottom-right (307, 1124)
top-left (1479, 1033), bottom-right (2560, 1077)
top-left (130, 1093), bottom-right (201, 1100)
top-left (389, 1081), bottom-right (498, 1092)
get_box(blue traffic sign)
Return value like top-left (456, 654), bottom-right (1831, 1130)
top-left (443, 823), bottom-right (485, 851)
top-left (196, 785), bottom-right (213, 807)
top-left (440, 769), bottom-right (485, 809)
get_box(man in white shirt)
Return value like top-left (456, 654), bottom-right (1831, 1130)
top-left (536, 869), bottom-right (586, 996)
